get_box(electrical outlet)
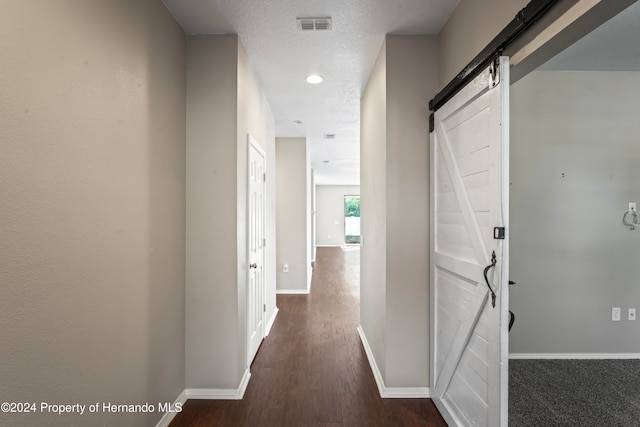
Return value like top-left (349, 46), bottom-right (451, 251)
top-left (629, 308), bottom-right (636, 321)
top-left (283, 263), bottom-right (289, 273)
top-left (612, 307), bottom-right (621, 322)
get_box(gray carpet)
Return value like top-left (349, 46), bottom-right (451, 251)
top-left (509, 359), bottom-right (640, 426)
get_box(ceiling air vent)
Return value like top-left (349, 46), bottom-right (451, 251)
top-left (297, 17), bottom-right (332, 31)
top-left (324, 134), bottom-right (336, 139)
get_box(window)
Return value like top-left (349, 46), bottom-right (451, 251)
top-left (344, 196), bottom-right (360, 244)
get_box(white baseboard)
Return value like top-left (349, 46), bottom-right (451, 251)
top-left (276, 289), bottom-right (310, 295)
top-left (155, 390), bottom-right (187, 427)
top-left (157, 370), bottom-right (252, 426)
top-left (357, 326), bottom-right (430, 399)
top-left (265, 307), bottom-right (279, 336)
top-left (383, 386), bottom-right (431, 398)
top-left (184, 369), bottom-right (251, 400)
top-left (357, 326), bottom-right (386, 397)
top-left (510, 353), bottom-right (640, 359)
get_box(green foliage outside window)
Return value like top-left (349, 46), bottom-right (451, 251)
top-left (344, 197), bottom-right (360, 217)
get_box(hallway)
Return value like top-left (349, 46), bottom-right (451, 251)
top-left (170, 247), bottom-right (445, 426)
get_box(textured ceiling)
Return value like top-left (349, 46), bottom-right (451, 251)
top-left (540, 1), bottom-right (640, 71)
top-left (161, 0), bottom-right (460, 185)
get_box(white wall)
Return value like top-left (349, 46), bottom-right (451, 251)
top-left (510, 71), bottom-right (640, 354)
top-left (316, 185), bottom-right (361, 247)
top-left (360, 35), bottom-right (438, 390)
top-left (0, 1), bottom-right (186, 426)
top-left (186, 35), bottom-right (276, 389)
top-left (276, 137), bottom-right (310, 293)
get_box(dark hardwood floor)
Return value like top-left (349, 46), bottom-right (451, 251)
top-left (170, 246), bottom-right (446, 427)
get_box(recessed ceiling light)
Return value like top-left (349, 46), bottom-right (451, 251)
top-left (306, 74), bottom-right (324, 84)
top-left (322, 160), bottom-right (330, 163)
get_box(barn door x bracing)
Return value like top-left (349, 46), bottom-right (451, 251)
top-left (430, 57), bottom-right (510, 427)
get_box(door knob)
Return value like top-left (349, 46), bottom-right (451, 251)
top-left (250, 263), bottom-right (257, 269)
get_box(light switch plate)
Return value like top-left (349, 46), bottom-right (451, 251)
top-left (612, 307), bottom-right (621, 321)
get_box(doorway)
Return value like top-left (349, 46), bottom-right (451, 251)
top-left (508, 2), bottom-right (640, 424)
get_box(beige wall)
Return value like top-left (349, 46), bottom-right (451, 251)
top-left (276, 138), bottom-right (310, 293)
top-left (360, 39), bottom-right (388, 377)
top-left (186, 35), bottom-right (276, 389)
top-left (307, 158), bottom-right (313, 275)
top-left (0, 1), bottom-right (186, 426)
top-left (438, 0), bottom-right (529, 86)
top-left (236, 39), bottom-right (277, 366)
top-left (310, 169), bottom-right (317, 260)
top-left (510, 71), bottom-right (640, 354)
top-left (316, 185), bottom-right (361, 247)
top-left (384, 35), bottom-right (437, 387)
top-left (186, 35), bottom-right (239, 389)
top-left (360, 35), bottom-right (438, 388)
top-left (436, 0), bottom-right (634, 88)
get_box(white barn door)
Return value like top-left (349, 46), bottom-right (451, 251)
top-left (430, 57), bottom-right (510, 427)
top-left (248, 135), bottom-right (266, 365)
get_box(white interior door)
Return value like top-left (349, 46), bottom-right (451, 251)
top-left (430, 57), bottom-right (510, 427)
top-left (248, 134), bottom-right (266, 365)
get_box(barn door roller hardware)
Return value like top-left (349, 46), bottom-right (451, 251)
top-left (489, 57), bottom-right (501, 88)
top-left (428, 0), bottom-right (562, 131)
